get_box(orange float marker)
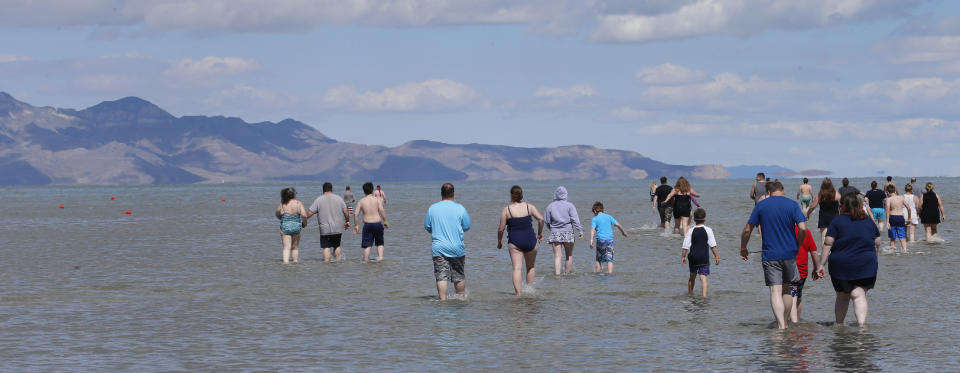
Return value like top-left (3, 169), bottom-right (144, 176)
top-left (125, 210), bottom-right (131, 215)
top-left (59, 204), bottom-right (64, 209)
top-left (221, 198), bottom-right (226, 202)
top-left (110, 196), bottom-right (115, 200)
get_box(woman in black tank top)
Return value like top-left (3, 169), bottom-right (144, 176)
top-left (805, 178), bottom-right (841, 246)
top-left (918, 182), bottom-right (945, 241)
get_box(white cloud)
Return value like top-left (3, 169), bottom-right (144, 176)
top-left (634, 118), bottom-right (960, 141)
top-left (858, 77), bottom-right (960, 103)
top-left (639, 71), bottom-right (814, 113)
top-left (635, 63), bottom-right (706, 85)
top-left (0, 54), bottom-right (32, 63)
top-left (609, 106), bottom-right (655, 121)
top-left (206, 84), bottom-right (295, 107)
top-left (592, 0), bottom-right (914, 43)
top-left (321, 79), bottom-right (481, 112)
top-left (884, 36), bottom-right (960, 64)
top-left (0, 0), bottom-right (918, 42)
top-left (165, 56), bottom-right (260, 78)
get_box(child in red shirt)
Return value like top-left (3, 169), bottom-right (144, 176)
top-left (791, 225), bottom-right (822, 323)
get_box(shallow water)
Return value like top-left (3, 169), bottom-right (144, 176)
top-left (1, 178), bottom-right (957, 371)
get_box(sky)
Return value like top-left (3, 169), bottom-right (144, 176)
top-left (2, 0), bottom-right (960, 177)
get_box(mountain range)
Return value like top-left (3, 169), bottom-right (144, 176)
top-left (0, 92), bottom-right (733, 185)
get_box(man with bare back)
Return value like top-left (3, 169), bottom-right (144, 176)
top-left (354, 182), bottom-right (389, 261)
top-left (797, 178), bottom-right (814, 210)
top-left (884, 184), bottom-right (910, 253)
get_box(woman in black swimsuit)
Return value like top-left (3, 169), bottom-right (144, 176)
top-left (498, 185), bottom-right (545, 296)
top-left (660, 177), bottom-right (701, 236)
top-left (805, 178), bottom-right (841, 247)
top-left (918, 182), bottom-right (946, 241)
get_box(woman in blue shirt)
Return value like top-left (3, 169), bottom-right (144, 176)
top-left (815, 193), bottom-right (880, 327)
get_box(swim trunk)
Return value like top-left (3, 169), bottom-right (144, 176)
top-left (361, 222), bottom-right (385, 247)
top-left (689, 264), bottom-right (710, 276)
top-left (800, 196), bottom-right (811, 208)
top-left (319, 233), bottom-right (342, 249)
top-left (658, 206), bottom-right (673, 224)
top-left (790, 278), bottom-right (807, 302)
top-left (831, 276), bottom-right (876, 293)
top-left (762, 259), bottom-right (800, 286)
top-left (888, 225), bottom-right (906, 239)
top-left (433, 255), bottom-right (465, 283)
top-left (548, 230), bottom-right (574, 243)
top-left (872, 208), bottom-right (886, 221)
top-left (595, 239), bottom-right (614, 263)
top-left (347, 206), bottom-right (354, 215)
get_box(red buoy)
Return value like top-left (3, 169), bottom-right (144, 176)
top-left (221, 198), bottom-right (226, 202)
top-left (59, 204), bottom-right (64, 209)
top-left (110, 196), bottom-right (115, 200)
top-left (125, 210), bottom-right (131, 215)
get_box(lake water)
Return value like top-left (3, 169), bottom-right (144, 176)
top-left (1, 178), bottom-right (957, 371)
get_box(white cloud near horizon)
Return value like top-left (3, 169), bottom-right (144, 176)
top-left (634, 118), bottom-right (960, 142)
top-left (635, 63), bottom-right (706, 85)
top-left (165, 56), bottom-right (261, 79)
top-left (321, 79), bottom-right (482, 113)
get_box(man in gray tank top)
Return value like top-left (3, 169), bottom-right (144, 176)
top-left (751, 172), bottom-right (767, 205)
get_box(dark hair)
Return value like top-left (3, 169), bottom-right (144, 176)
top-left (842, 177), bottom-right (850, 187)
top-left (362, 182), bottom-right (374, 195)
top-left (911, 177), bottom-right (917, 182)
top-left (803, 177), bottom-right (808, 184)
top-left (281, 187), bottom-right (296, 204)
top-left (767, 181), bottom-right (784, 193)
top-left (345, 185), bottom-right (351, 190)
top-left (841, 193), bottom-right (867, 220)
top-left (322, 182), bottom-right (333, 193)
top-left (905, 183), bottom-right (913, 193)
top-left (757, 172), bottom-right (765, 179)
top-left (441, 183), bottom-right (455, 199)
top-left (886, 176), bottom-right (892, 182)
top-left (885, 184), bottom-right (896, 194)
top-left (693, 208), bottom-right (706, 223)
top-left (926, 182), bottom-right (934, 193)
top-left (510, 185), bottom-right (523, 203)
top-left (660, 176), bottom-right (667, 184)
top-left (871, 180), bottom-right (878, 188)
top-left (818, 178), bottom-right (836, 203)
top-left (592, 201), bottom-right (604, 213)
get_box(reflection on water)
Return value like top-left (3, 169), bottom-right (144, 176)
top-left (828, 327), bottom-right (879, 372)
top-left (0, 179), bottom-right (957, 370)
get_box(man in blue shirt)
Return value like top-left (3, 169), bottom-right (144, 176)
top-left (424, 183), bottom-right (471, 300)
top-left (740, 181), bottom-right (809, 329)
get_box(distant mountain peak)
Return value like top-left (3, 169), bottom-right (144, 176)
top-left (0, 91), bottom-right (32, 114)
top-left (81, 96), bottom-right (175, 124)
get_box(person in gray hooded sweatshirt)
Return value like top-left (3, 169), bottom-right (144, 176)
top-left (544, 186), bottom-right (584, 275)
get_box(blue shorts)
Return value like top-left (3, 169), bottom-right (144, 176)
top-left (791, 278), bottom-right (807, 302)
top-left (361, 222), bottom-right (384, 247)
top-left (689, 264), bottom-right (710, 276)
top-left (595, 239), bottom-right (614, 263)
top-left (888, 226), bottom-right (906, 239)
top-left (872, 208), bottom-right (886, 221)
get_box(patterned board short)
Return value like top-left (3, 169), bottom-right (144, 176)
top-left (433, 256), bottom-right (465, 283)
top-left (549, 230), bottom-right (575, 243)
top-left (595, 239), bottom-right (614, 263)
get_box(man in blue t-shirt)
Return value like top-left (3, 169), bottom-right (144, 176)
top-left (740, 181), bottom-right (809, 329)
top-left (424, 183), bottom-right (471, 300)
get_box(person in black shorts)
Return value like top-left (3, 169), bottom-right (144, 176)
top-left (653, 177), bottom-right (674, 230)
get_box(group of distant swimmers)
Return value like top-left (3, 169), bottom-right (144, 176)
top-left (275, 174), bottom-right (947, 328)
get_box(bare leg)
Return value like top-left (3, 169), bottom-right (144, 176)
top-left (606, 262), bottom-right (613, 274)
top-left (673, 218), bottom-right (681, 235)
top-left (333, 246), bottom-right (342, 260)
top-left (552, 243), bottom-right (563, 275)
top-left (563, 242), bottom-right (575, 274)
top-left (782, 290), bottom-right (793, 326)
top-left (797, 299), bottom-right (803, 320)
top-left (362, 246), bottom-right (371, 262)
top-left (932, 224), bottom-right (939, 237)
top-left (687, 273), bottom-right (696, 295)
top-left (680, 217), bottom-right (691, 237)
top-left (454, 280), bottom-right (466, 297)
top-left (323, 247), bottom-right (331, 262)
top-left (835, 291), bottom-right (851, 325)
top-left (509, 245), bottom-right (525, 296)
top-left (281, 234), bottom-right (292, 264)
top-left (889, 237), bottom-right (896, 252)
top-left (820, 229), bottom-right (828, 249)
top-left (850, 287), bottom-right (869, 326)
top-left (769, 285), bottom-right (788, 329)
top-left (900, 238), bottom-right (908, 253)
top-left (376, 245), bottom-right (384, 261)
top-left (907, 223), bottom-right (916, 242)
top-left (436, 281), bottom-right (448, 301)
top-left (699, 274), bottom-right (708, 297)
top-left (924, 224), bottom-right (933, 241)
top-left (594, 261), bottom-right (601, 272)
top-left (290, 234), bottom-right (300, 263)
top-left (790, 295), bottom-right (800, 323)
top-left (523, 249), bottom-right (537, 285)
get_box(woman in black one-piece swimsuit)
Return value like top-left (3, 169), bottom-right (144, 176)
top-left (805, 178), bottom-right (841, 247)
top-left (498, 185), bottom-right (545, 296)
top-left (919, 182), bottom-right (945, 241)
top-left (661, 177), bottom-right (701, 236)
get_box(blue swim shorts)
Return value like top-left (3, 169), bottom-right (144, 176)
top-left (888, 226), bottom-right (906, 239)
top-left (689, 264), bottom-right (710, 276)
top-left (872, 208), bottom-right (886, 221)
top-left (595, 239), bottom-right (614, 263)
